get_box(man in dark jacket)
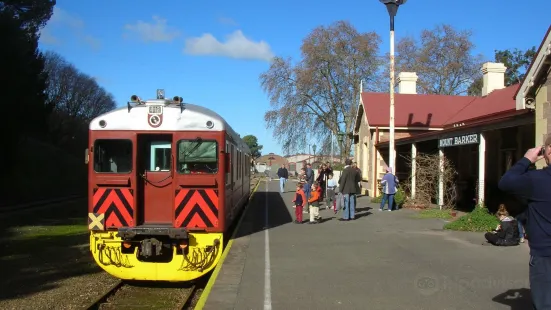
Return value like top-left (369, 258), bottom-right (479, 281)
top-left (498, 143), bottom-right (551, 309)
top-left (338, 159), bottom-right (361, 221)
top-left (277, 164), bottom-right (289, 193)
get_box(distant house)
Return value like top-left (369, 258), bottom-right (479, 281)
top-left (255, 153), bottom-right (288, 174)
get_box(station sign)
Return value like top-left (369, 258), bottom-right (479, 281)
top-left (438, 133), bottom-right (479, 148)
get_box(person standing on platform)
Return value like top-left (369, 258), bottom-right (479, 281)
top-left (304, 163), bottom-right (314, 211)
top-left (277, 164), bottom-right (289, 193)
top-left (292, 184), bottom-right (306, 224)
top-left (338, 159), bottom-right (361, 221)
top-left (380, 167), bottom-right (398, 211)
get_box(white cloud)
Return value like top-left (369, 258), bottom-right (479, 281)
top-left (39, 7), bottom-right (101, 50)
top-left (183, 30), bottom-right (274, 61)
top-left (124, 16), bottom-right (180, 42)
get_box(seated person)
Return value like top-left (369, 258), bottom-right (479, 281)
top-left (484, 204), bottom-right (520, 246)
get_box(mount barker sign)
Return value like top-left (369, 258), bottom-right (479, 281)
top-left (439, 133), bottom-right (479, 148)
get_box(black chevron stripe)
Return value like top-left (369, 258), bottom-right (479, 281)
top-left (114, 189), bottom-right (134, 218)
top-left (198, 190), bottom-right (218, 217)
top-left (93, 188), bottom-right (111, 214)
top-left (175, 189), bottom-right (195, 219)
top-left (182, 204), bottom-right (213, 228)
top-left (104, 203), bottom-right (129, 227)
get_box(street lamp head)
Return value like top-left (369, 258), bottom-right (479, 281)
top-left (379, 0), bottom-right (407, 4)
top-left (380, 0), bottom-right (406, 29)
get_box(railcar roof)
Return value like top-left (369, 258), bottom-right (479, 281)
top-left (89, 101), bottom-right (250, 153)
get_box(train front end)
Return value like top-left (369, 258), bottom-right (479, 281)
top-left (86, 92), bottom-right (227, 282)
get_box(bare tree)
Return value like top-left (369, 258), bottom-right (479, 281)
top-left (259, 20), bottom-right (383, 160)
top-left (393, 24), bottom-right (484, 95)
top-left (43, 51), bottom-right (115, 152)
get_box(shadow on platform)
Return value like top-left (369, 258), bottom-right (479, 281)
top-left (234, 189), bottom-right (293, 239)
top-left (492, 288), bottom-right (533, 310)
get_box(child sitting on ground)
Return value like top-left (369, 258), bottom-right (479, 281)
top-left (308, 182), bottom-right (322, 224)
top-left (292, 184), bottom-right (306, 224)
top-left (484, 204), bottom-right (520, 246)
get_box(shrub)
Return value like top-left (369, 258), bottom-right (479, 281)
top-left (444, 205), bottom-right (499, 232)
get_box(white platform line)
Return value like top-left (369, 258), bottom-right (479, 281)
top-left (264, 180), bottom-right (272, 310)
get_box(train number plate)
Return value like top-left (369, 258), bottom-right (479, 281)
top-left (149, 105), bottom-right (163, 114)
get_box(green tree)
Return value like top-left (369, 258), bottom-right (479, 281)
top-left (394, 24), bottom-right (484, 95)
top-left (243, 135), bottom-right (263, 159)
top-left (0, 0), bottom-right (56, 34)
top-left (467, 47), bottom-right (537, 96)
top-left (0, 10), bottom-right (51, 175)
top-left (260, 20), bottom-right (383, 160)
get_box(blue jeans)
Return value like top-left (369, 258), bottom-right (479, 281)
top-left (342, 194), bottom-right (356, 219)
top-left (529, 255), bottom-right (551, 309)
top-left (303, 183), bottom-right (311, 204)
top-left (518, 220), bottom-right (525, 239)
top-left (380, 194), bottom-right (395, 211)
top-left (279, 178), bottom-right (286, 192)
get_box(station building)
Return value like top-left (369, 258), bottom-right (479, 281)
top-left (352, 27), bottom-right (551, 211)
top-left (353, 25), bottom-right (551, 211)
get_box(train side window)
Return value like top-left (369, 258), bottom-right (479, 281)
top-left (225, 142), bottom-right (229, 184)
top-left (177, 139), bottom-right (218, 174)
top-left (93, 139), bottom-right (132, 173)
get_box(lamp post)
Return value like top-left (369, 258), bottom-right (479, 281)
top-left (337, 132), bottom-right (346, 163)
top-left (380, 0), bottom-right (406, 172)
top-left (312, 144), bottom-right (317, 164)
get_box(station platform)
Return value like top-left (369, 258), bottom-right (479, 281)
top-left (201, 179), bottom-right (532, 310)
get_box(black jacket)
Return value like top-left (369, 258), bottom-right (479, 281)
top-left (277, 167), bottom-right (288, 179)
top-left (493, 217), bottom-right (520, 246)
top-left (338, 166), bottom-right (360, 195)
top-left (499, 157), bottom-right (551, 256)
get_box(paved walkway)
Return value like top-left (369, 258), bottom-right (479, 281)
top-left (203, 179), bottom-right (532, 310)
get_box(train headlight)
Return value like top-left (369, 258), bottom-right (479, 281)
top-left (99, 120), bottom-right (107, 128)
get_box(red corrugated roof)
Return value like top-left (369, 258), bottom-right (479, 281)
top-left (361, 84), bottom-right (519, 128)
top-left (443, 85), bottom-right (519, 127)
top-left (362, 92), bottom-right (475, 127)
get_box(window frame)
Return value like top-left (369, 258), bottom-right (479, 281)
top-left (176, 139), bottom-right (219, 174)
top-left (93, 139), bottom-right (133, 174)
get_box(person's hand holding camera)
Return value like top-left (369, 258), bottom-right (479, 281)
top-left (524, 147), bottom-right (545, 163)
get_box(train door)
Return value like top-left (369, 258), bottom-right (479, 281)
top-left (136, 134), bottom-right (174, 225)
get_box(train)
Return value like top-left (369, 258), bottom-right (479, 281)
top-left (86, 90), bottom-right (251, 282)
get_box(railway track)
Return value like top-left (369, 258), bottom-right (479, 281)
top-left (85, 280), bottom-right (198, 310)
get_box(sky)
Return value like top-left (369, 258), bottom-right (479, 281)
top-left (38, 0), bottom-right (551, 156)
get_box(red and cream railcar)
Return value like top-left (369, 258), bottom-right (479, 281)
top-left (86, 91), bottom-right (251, 281)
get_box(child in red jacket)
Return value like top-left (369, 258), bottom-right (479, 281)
top-left (292, 184), bottom-right (307, 224)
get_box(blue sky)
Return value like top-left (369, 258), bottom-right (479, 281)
top-left (38, 0), bottom-right (551, 155)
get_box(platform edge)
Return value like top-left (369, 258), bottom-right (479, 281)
top-left (194, 178), bottom-right (263, 310)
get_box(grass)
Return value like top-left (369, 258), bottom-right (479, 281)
top-left (412, 208), bottom-right (453, 220)
top-left (9, 224), bottom-right (87, 240)
top-left (444, 206), bottom-right (500, 232)
top-left (0, 199), bottom-right (100, 300)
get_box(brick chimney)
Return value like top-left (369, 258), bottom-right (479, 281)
top-left (481, 62), bottom-right (507, 96)
top-left (398, 72), bottom-right (418, 94)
